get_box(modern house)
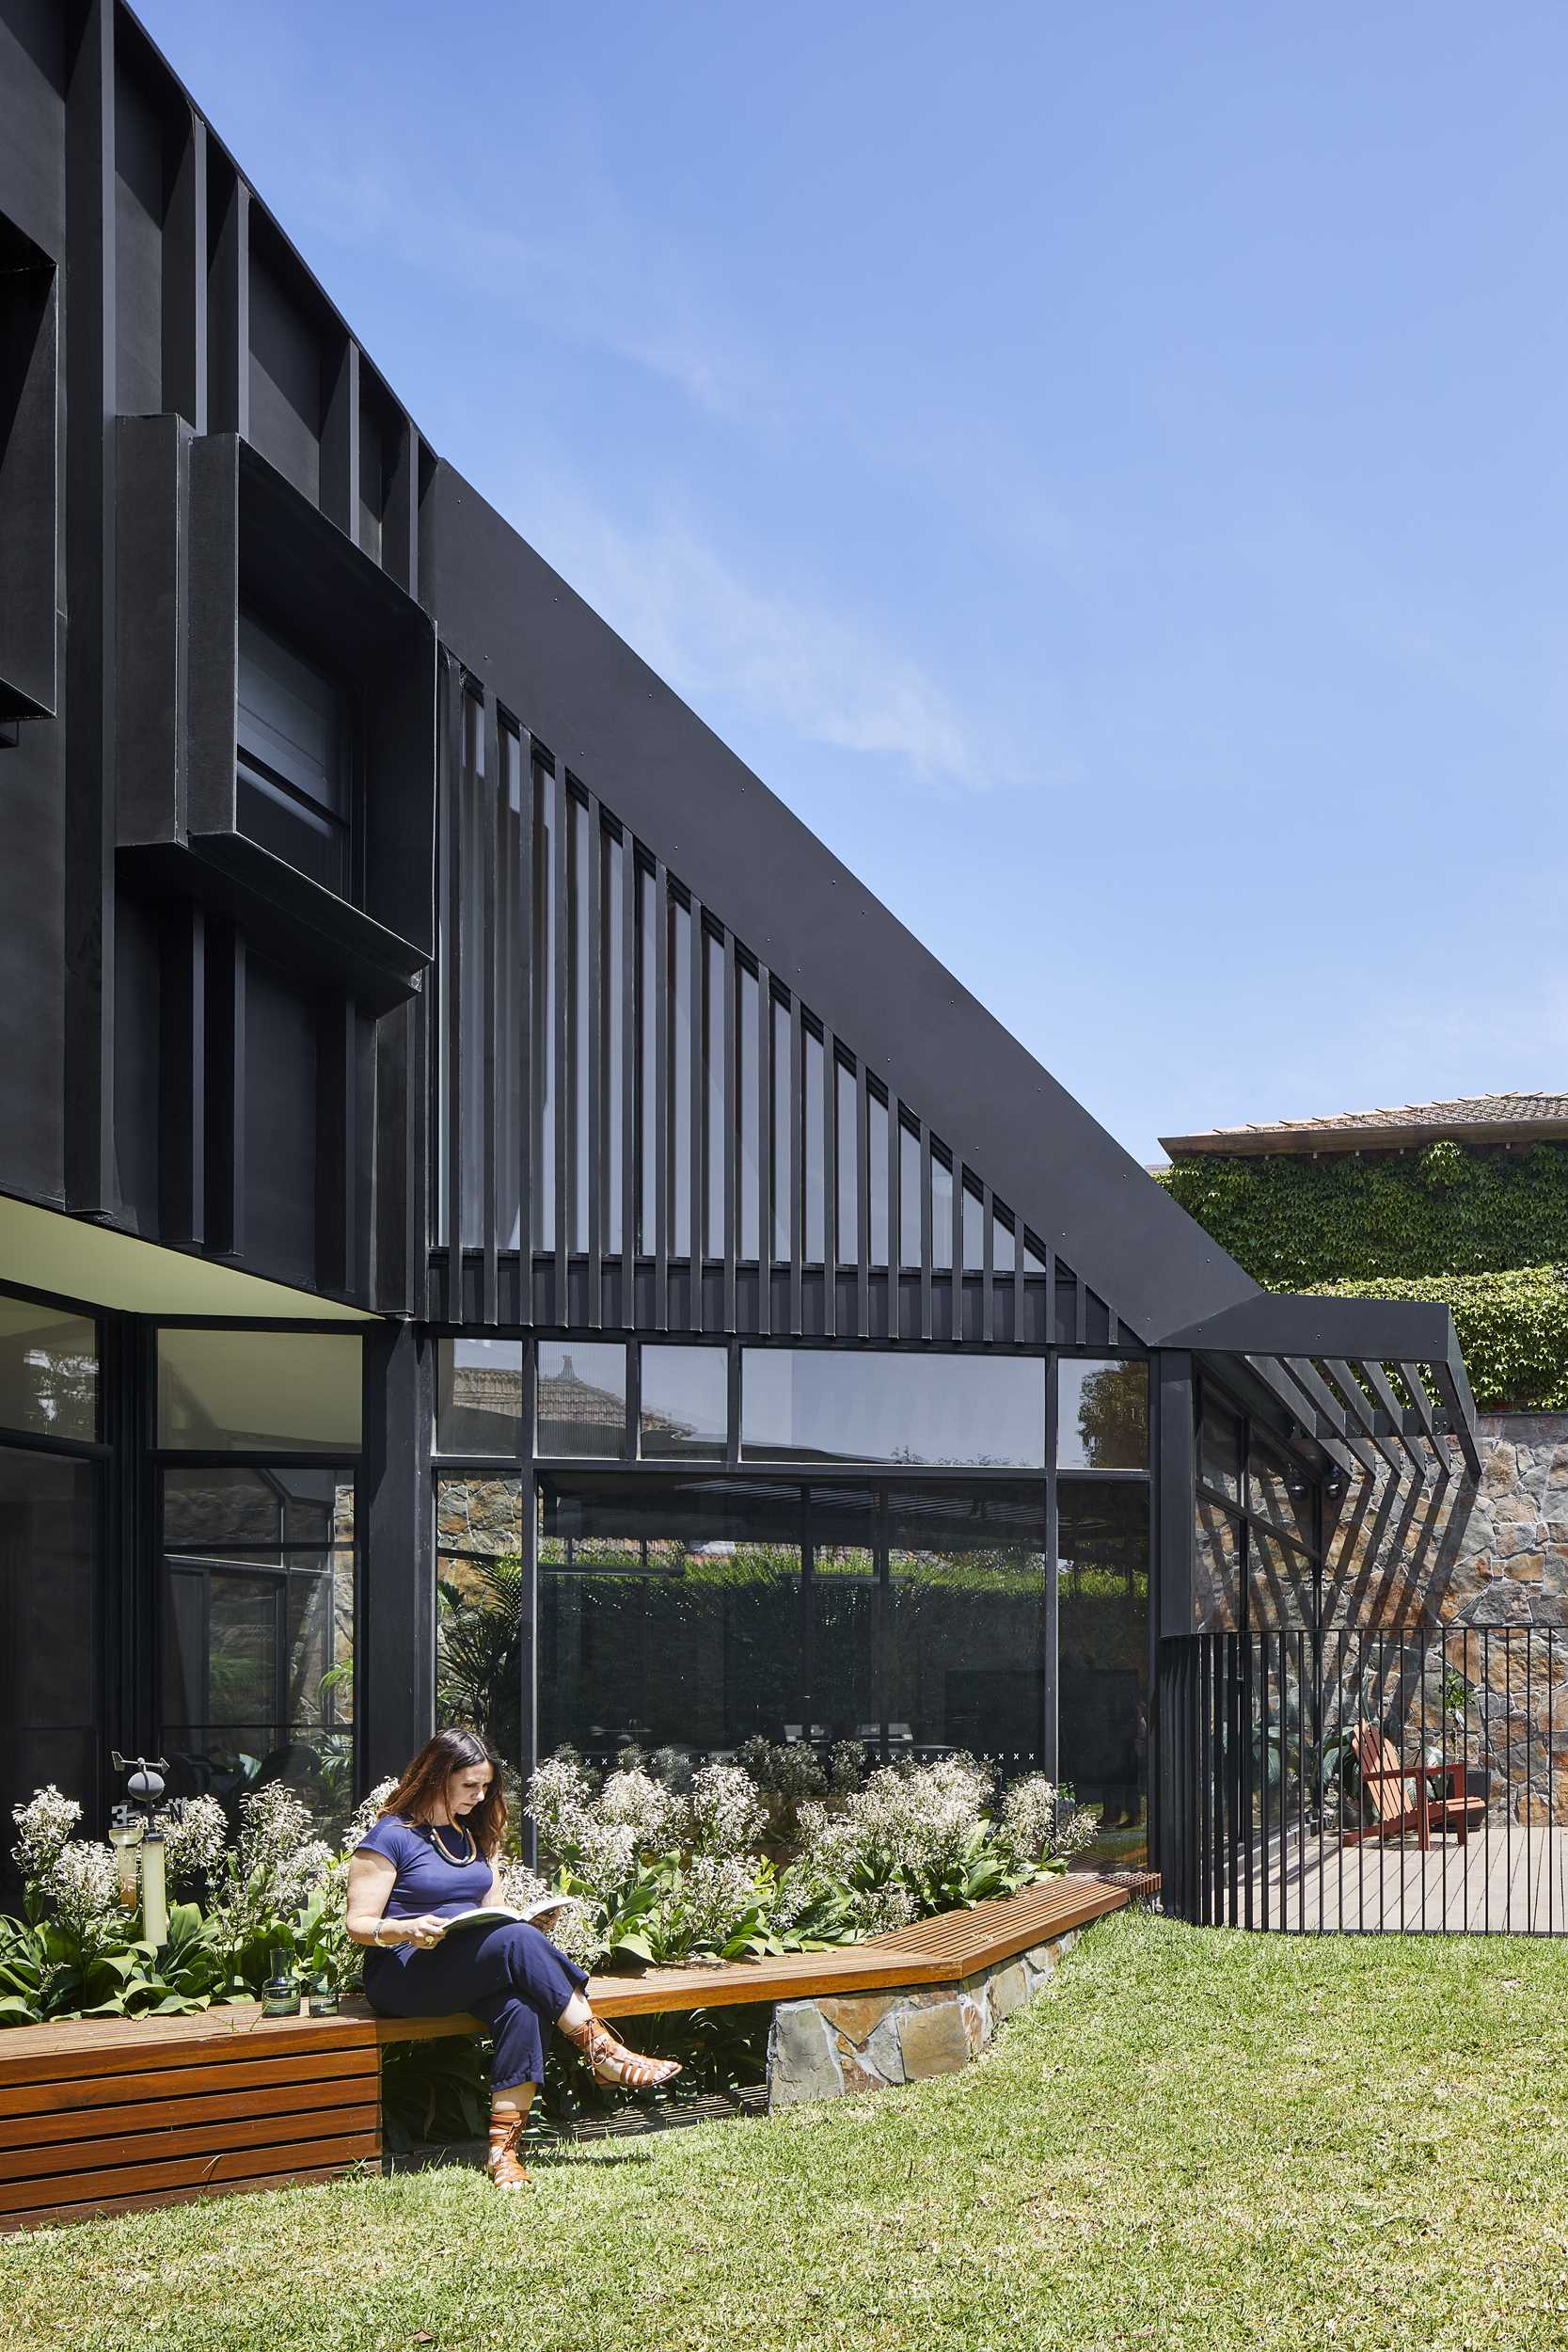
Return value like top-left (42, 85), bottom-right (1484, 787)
top-left (0, 0), bottom-right (1482, 1899)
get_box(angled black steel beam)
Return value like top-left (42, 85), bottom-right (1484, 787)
top-left (1321, 1358), bottom-right (1410, 1485)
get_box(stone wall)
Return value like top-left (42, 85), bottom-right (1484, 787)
top-left (1447, 1414), bottom-right (1568, 1628)
top-left (767, 1928), bottom-right (1080, 2106)
top-left (1315, 1414), bottom-right (1568, 1828)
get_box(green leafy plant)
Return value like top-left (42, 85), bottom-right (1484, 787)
top-left (1161, 1141), bottom-right (1568, 1408)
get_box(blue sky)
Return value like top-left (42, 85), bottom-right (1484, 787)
top-left (137, 0), bottom-right (1568, 1165)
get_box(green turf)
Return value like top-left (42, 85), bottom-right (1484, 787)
top-left (6, 1911), bottom-right (1567, 2352)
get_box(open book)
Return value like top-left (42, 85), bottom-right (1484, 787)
top-left (436, 1896), bottom-right (578, 1936)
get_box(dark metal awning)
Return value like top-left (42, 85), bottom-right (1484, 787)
top-left (1158, 1290), bottom-right (1482, 1486)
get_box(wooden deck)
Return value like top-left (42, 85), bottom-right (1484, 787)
top-left (1244, 1825), bottom-right (1568, 1934)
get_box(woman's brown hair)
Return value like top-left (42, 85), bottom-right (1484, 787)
top-left (380, 1727), bottom-right (508, 1858)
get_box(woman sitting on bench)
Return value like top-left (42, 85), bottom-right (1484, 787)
top-left (347, 1725), bottom-right (679, 2189)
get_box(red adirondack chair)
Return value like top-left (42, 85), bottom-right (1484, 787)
top-left (1341, 1723), bottom-right (1487, 1851)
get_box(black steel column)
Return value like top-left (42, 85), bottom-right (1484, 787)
top-left (1153, 1350), bottom-right (1196, 1891)
top-left (359, 1323), bottom-right (435, 1783)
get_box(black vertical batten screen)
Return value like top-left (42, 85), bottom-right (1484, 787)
top-left (787, 998), bottom-right (803, 1334)
top-left (441, 660), bottom-right (464, 1271)
top-left (688, 899), bottom-right (704, 1331)
top-left (480, 694), bottom-right (499, 1326)
top-left (820, 1029), bottom-right (837, 1338)
top-left (620, 830), bottom-right (637, 1329)
top-left (950, 1156), bottom-right (964, 1344)
top-left (551, 770), bottom-right (569, 1323)
top-left (515, 722), bottom-right (535, 1321)
top-left (887, 1096), bottom-right (903, 1342)
top-left (981, 1181), bottom-right (995, 1344)
top-left (586, 792), bottom-right (603, 1328)
top-left (918, 1125), bottom-right (934, 1342)
top-left (722, 931), bottom-right (738, 1330)
top-left (166, 105), bottom-right (206, 432)
top-left (855, 1064), bottom-right (871, 1339)
top-left (653, 859), bottom-right (669, 1330)
top-left (757, 968), bottom-right (774, 1338)
top-left (207, 161), bottom-right (249, 437)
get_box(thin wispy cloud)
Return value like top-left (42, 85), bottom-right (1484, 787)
top-left (287, 150), bottom-right (773, 421)
top-left (515, 485), bottom-right (1006, 789)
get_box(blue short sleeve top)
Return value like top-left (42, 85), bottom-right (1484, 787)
top-left (355, 1814), bottom-right (494, 1919)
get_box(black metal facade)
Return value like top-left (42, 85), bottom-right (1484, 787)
top-left (0, 1), bottom-right (1481, 1868)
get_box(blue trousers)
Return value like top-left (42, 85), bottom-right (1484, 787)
top-left (364, 1922), bottom-right (589, 2094)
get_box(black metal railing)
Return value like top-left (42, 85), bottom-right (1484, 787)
top-left (1158, 1626), bottom-right (1568, 1933)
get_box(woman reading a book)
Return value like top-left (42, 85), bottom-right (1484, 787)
top-left (347, 1725), bottom-right (679, 2188)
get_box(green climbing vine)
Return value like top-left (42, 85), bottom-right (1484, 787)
top-left (1158, 1141), bottom-right (1568, 1410)
top-left (1159, 1141), bottom-right (1568, 1288)
top-left (1305, 1265), bottom-right (1568, 1412)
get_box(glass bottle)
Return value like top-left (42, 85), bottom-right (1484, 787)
top-left (261, 1947), bottom-right (300, 2017)
top-left (307, 1973), bottom-right (341, 2018)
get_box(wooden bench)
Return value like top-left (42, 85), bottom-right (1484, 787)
top-left (0, 1875), bottom-right (1131, 2230)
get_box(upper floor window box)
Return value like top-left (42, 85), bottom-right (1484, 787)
top-left (115, 425), bottom-right (436, 1009)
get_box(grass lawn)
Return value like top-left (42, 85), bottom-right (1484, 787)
top-left (5, 1911), bottom-right (1568, 2352)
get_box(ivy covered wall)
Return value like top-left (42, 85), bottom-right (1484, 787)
top-left (1159, 1140), bottom-right (1568, 1411)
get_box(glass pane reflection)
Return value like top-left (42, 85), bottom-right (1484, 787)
top-left (436, 1339), bottom-right (524, 1457)
top-left (0, 1297), bottom-right (97, 1441)
top-left (1057, 1482), bottom-right (1149, 1863)
top-left (536, 1343), bottom-right (626, 1457)
top-left (639, 1346), bottom-right (727, 1460)
top-left (741, 1348), bottom-right (1045, 1468)
top-left (1056, 1359), bottom-right (1148, 1470)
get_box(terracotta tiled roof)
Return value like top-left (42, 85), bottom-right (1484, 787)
top-left (1161, 1091), bottom-right (1568, 1159)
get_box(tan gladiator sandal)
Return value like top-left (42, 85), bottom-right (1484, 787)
top-left (562, 2012), bottom-right (682, 2090)
top-left (486, 2106), bottom-right (533, 2189)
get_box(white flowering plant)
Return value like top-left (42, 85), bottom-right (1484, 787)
top-left (0, 1788), bottom-right (233, 2026)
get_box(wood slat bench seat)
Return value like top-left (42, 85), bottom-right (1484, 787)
top-left (0, 1875), bottom-right (1131, 2229)
top-left (0, 2008), bottom-right (382, 2232)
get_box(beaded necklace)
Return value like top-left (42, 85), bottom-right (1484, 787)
top-left (426, 1819), bottom-right (477, 1867)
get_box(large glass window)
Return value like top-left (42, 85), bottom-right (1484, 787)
top-left (0, 1449), bottom-right (99, 1865)
top-left (437, 1474), bottom-right (525, 1757)
top-left (159, 1464), bottom-right (356, 1824)
top-left (741, 1347), bottom-right (1045, 1468)
top-left (884, 1484), bottom-right (1047, 1771)
top-left (1057, 1359), bottom-right (1149, 1470)
top-left (157, 1330), bottom-right (362, 1453)
top-left (1057, 1482), bottom-right (1149, 1864)
top-left (0, 1297), bottom-right (97, 1441)
top-left (535, 1341), bottom-right (626, 1457)
top-left (639, 1346), bottom-right (727, 1460)
top-left (807, 1486), bottom-right (879, 1750)
top-left (1193, 1378), bottom-right (1322, 1634)
top-left (436, 1338), bottom-right (525, 1456)
top-left (540, 1476), bottom-right (803, 1764)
